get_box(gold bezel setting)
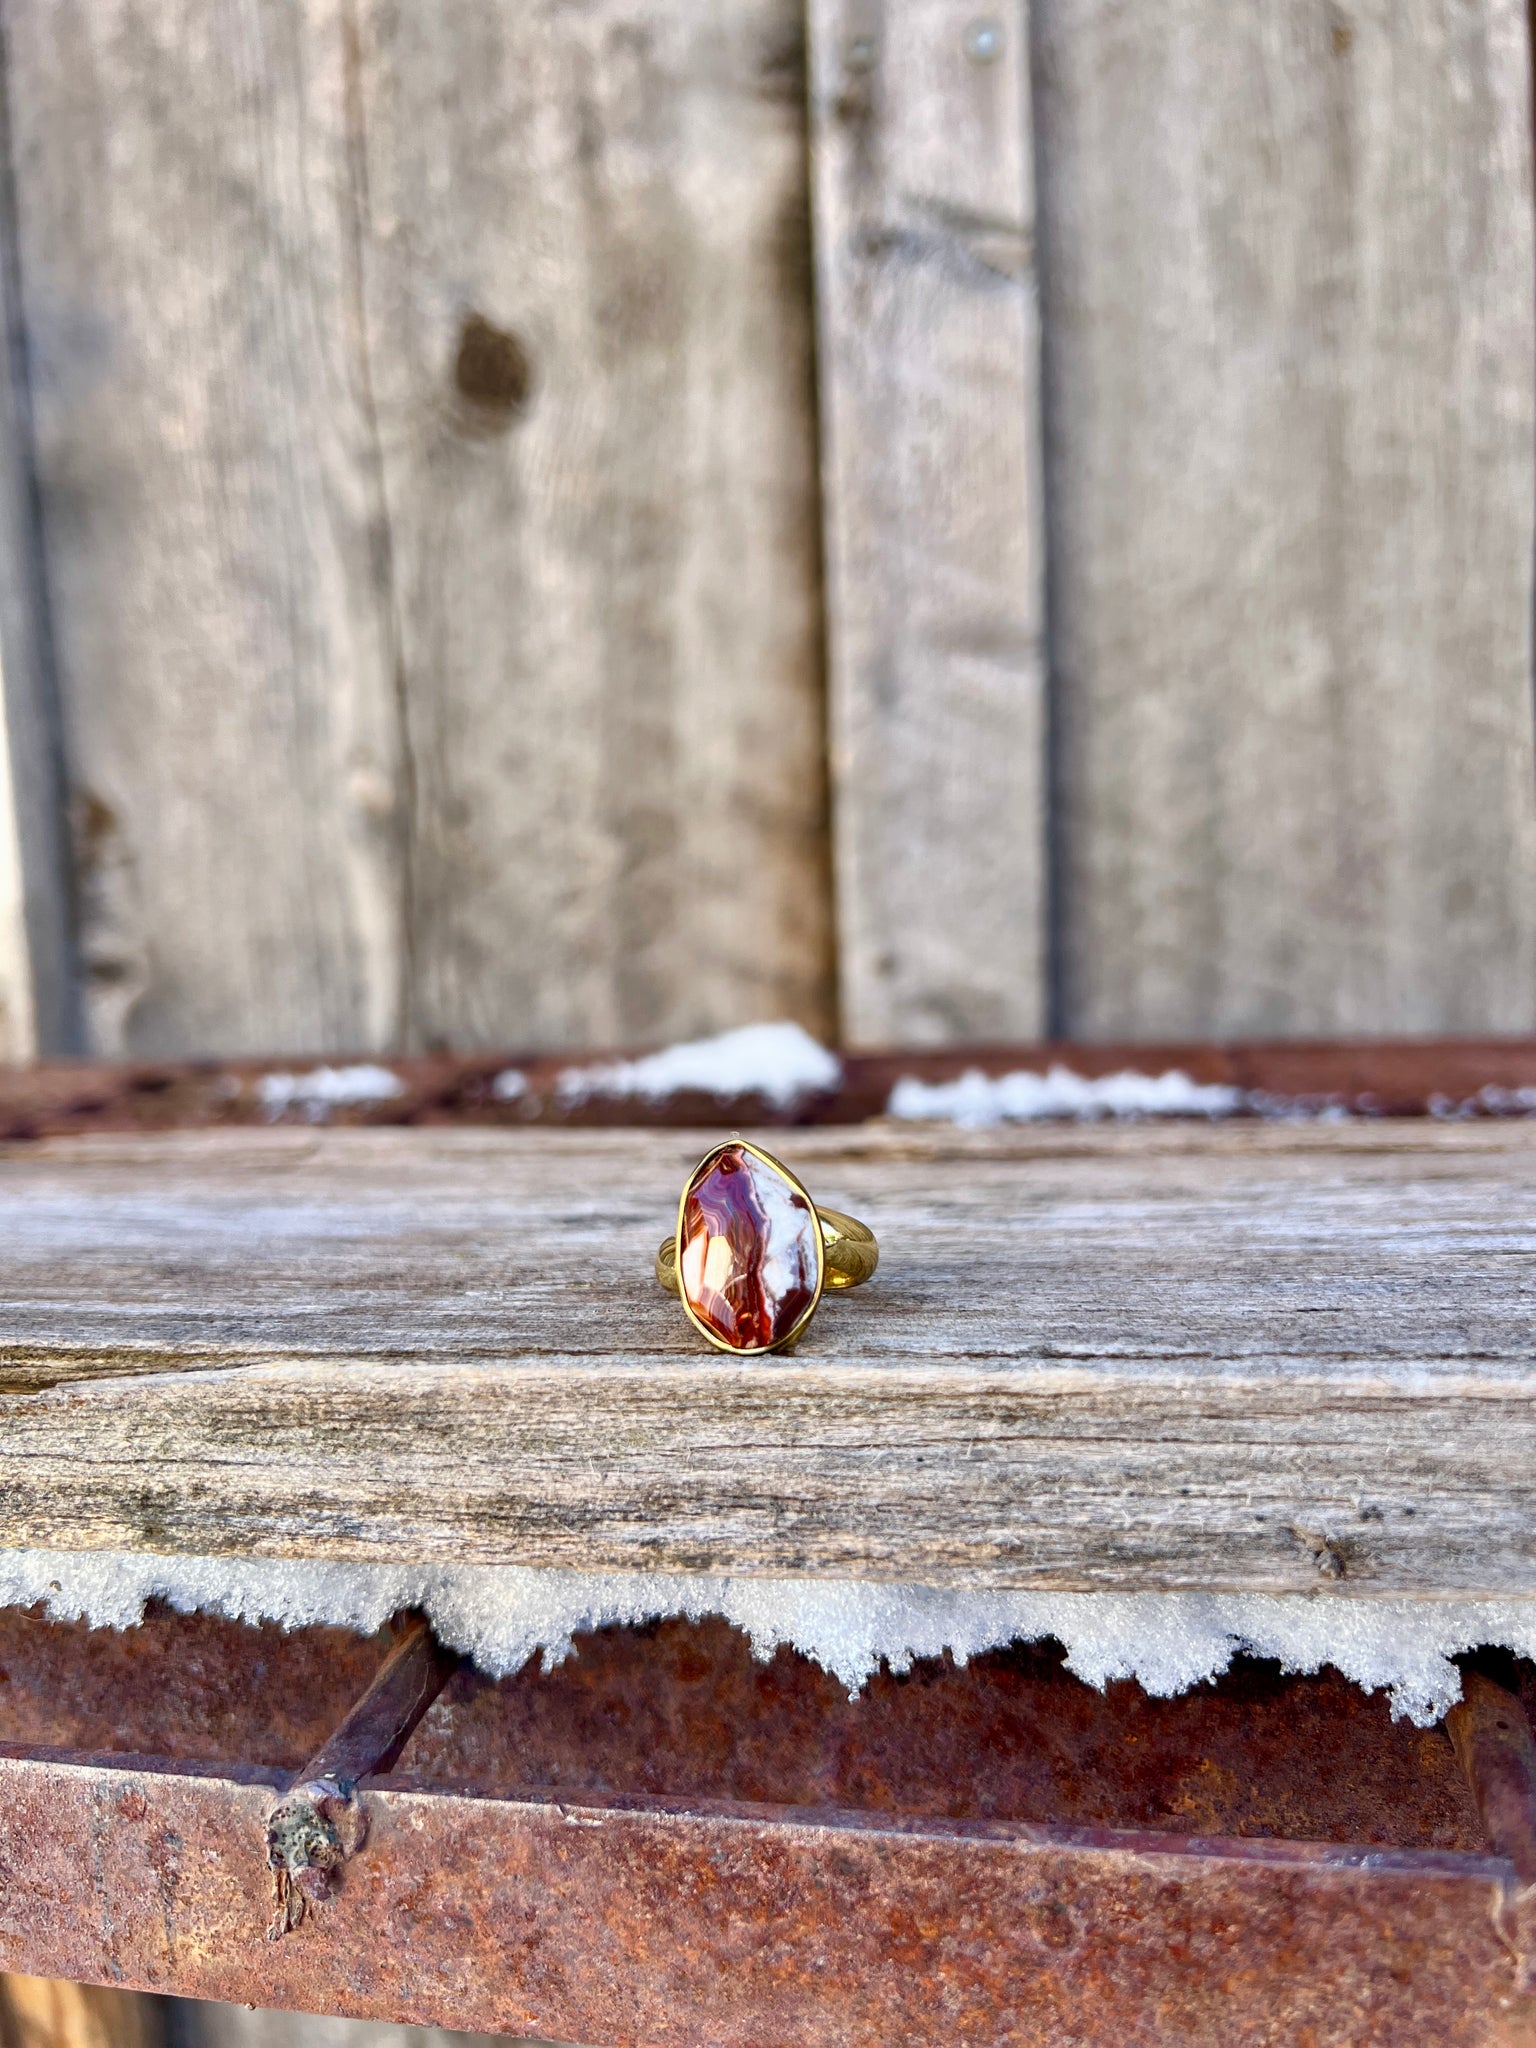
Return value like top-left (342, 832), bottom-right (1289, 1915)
top-left (673, 1138), bottom-right (826, 1355)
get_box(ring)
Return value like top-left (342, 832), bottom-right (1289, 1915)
top-left (655, 1138), bottom-right (878, 1354)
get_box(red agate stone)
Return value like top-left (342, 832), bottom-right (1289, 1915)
top-left (678, 1143), bottom-right (820, 1350)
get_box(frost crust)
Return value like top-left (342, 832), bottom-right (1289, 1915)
top-left (2, 1551), bottom-right (1532, 1726)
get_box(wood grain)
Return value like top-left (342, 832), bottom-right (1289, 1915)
top-left (1, 1122), bottom-right (1535, 1595)
top-left (0, 28), bottom-right (72, 1062)
top-left (1, 0), bottom-right (831, 1057)
top-left (1033, 0), bottom-right (1536, 1039)
top-left (808, 0), bottom-right (1046, 1045)
top-left (349, 0), bottom-right (832, 1050)
top-left (3, 0), bottom-right (405, 1058)
top-left (0, 702), bottom-right (38, 1063)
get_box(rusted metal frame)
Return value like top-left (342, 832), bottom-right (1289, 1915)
top-left (1448, 1670), bottom-right (1536, 1993)
top-left (264, 1614), bottom-right (458, 1939)
top-left (0, 1626), bottom-right (1531, 2042)
top-left (4, 1036), bottom-right (1536, 1137)
top-left (0, 1751), bottom-right (1531, 2046)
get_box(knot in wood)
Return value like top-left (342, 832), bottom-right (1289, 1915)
top-left (453, 312), bottom-right (532, 429)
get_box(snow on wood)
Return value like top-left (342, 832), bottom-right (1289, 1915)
top-left (549, 1022), bottom-right (842, 1109)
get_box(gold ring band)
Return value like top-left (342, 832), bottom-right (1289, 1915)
top-left (655, 1139), bottom-right (878, 1354)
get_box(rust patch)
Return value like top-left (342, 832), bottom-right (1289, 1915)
top-left (2, 1037), bottom-right (1536, 1140)
top-left (0, 1607), bottom-right (1530, 2038)
top-left (0, 1757), bottom-right (1528, 2045)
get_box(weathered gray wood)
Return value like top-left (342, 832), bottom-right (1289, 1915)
top-left (1, 1122), bottom-right (1535, 1594)
top-left (1034, 0), bottom-right (1536, 1038)
top-left (0, 691), bottom-right (39, 1062)
top-left (808, 0), bottom-right (1046, 1045)
top-left (2, 0), bottom-right (830, 1057)
top-left (350, 0), bottom-right (832, 1050)
top-left (0, 24), bottom-right (75, 1061)
top-left (4, 0), bottom-right (405, 1058)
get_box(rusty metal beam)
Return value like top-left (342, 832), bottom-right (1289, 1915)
top-left (0, 1750), bottom-right (1532, 2046)
top-left (0, 1593), bottom-right (1531, 2040)
top-left (295, 1614), bottom-right (459, 1791)
top-left (2, 1036), bottom-right (1536, 1137)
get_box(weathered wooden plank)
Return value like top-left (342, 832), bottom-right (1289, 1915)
top-left (808, 0), bottom-right (1046, 1045)
top-left (0, 26), bottom-right (73, 1061)
top-left (2, 0), bottom-right (830, 1057)
top-left (1033, 0), bottom-right (1536, 1038)
top-left (3, 0), bottom-right (405, 1058)
top-left (349, 0), bottom-right (832, 1051)
top-left (0, 706), bottom-right (38, 1064)
top-left (1, 1122), bottom-right (1535, 1593)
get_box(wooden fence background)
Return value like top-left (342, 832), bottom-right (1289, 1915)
top-left (0, 9), bottom-right (1530, 2045)
top-left (0, 0), bottom-right (1529, 1066)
